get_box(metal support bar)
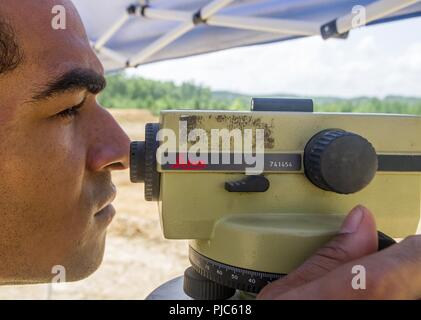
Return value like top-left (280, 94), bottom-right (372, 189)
top-left (94, 12), bottom-right (130, 50)
top-left (139, 6), bottom-right (319, 36)
top-left (141, 7), bottom-right (191, 21)
top-left (129, 0), bottom-right (234, 67)
top-left (201, 0), bottom-right (233, 18)
top-left (130, 21), bottom-right (195, 66)
top-left (322, 0), bottom-right (421, 39)
top-left (91, 41), bottom-right (128, 67)
top-left (207, 15), bottom-right (319, 36)
top-left (98, 46), bottom-right (129, 67)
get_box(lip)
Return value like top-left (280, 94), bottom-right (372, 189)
top-left (93, 186), bottom-right (117, 223)
top-left (94, 204), bottom-right (116, 225)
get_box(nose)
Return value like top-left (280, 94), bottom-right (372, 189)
top-left (86, 106), bottom-right (131, 172)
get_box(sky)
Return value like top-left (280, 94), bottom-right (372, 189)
top-left (128, 17), bottom-right (421, 98)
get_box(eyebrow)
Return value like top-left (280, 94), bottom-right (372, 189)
top-left (31, 68), bottom-right (106, 102)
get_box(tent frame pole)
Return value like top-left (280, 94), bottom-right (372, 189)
top-left (94, 12), bottom-right (131, 51)
top-left (206, 15), bottom-right (318, 36)
top-left (129, 0), bottom-right (235, 67)
top-left (97, 46), bottom-right (129, 66)
top-left (90, 41), bottom-right (128, 67)
top-left (322, 0), bottom-right (420, 38)
top-left (140, 6), bottom-right (319, 36)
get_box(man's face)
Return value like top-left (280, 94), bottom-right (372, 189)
top-left (0, 0), bottom-right (130, 284)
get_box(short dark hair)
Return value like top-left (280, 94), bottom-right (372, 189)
top-left (0, 16), bottom-right (23, 75)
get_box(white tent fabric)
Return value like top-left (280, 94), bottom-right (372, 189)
top-left (72, 0), bottom-right (421, 72)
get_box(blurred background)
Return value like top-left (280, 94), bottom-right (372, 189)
top-left (0, 9), bottom-right (420, 299)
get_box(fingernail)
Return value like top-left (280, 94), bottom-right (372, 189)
top-left (340, 205), bottom-right (365, 234)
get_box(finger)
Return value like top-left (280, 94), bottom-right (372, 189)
top-left (275, 234), bottom-right (421, 300)
top-left (258, 205), bottom-right (378, 299)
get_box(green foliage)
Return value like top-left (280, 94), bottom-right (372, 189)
top-left (99, 73), bottom-right (421, 115)
top-left (313, 96), bottom-right (421, 115)
top-left (98, 73), bottom-right (246, 115)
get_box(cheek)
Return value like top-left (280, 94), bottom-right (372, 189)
top-left (0, 120), bottom-right (91, 253)
top-left (2, 121), bottom-right (84, 200)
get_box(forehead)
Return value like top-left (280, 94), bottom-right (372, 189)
top-left (2, 0), bottom-right (103, 94)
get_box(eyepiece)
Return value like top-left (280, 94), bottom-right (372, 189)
top-left (129, 123), bottom-right (161, 201)
top-left (130, 141), bottom-right (146, 183)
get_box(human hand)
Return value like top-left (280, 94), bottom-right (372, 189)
top-left (257, 205), bottom-right (421, 299)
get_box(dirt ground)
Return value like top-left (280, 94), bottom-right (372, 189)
top-left (0, 109), bottom-right (190, 300)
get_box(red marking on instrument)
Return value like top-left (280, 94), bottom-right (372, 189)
top-left (169, 154), bottom-right (208, 170)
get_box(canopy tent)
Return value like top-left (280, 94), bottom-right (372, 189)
top-left (72, 0), bottom-right (421, 72)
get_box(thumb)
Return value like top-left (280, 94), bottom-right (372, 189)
top-left (258, 205), bottom-right (378, 299)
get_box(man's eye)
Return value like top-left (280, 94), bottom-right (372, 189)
top-left (55, 99), bottom-right (85, 119)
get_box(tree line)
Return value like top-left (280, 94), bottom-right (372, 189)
top-left (98, 74), bottom-right (421, 115)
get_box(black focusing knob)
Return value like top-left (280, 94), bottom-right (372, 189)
top-left (183, 267), bottom-right (236, 300)
top-left (144, 123), bottom-right (161, 201)
top-left (129, 123), bottom-right (161, 201)
top-left (304, 129), bottom-right (378, 194)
